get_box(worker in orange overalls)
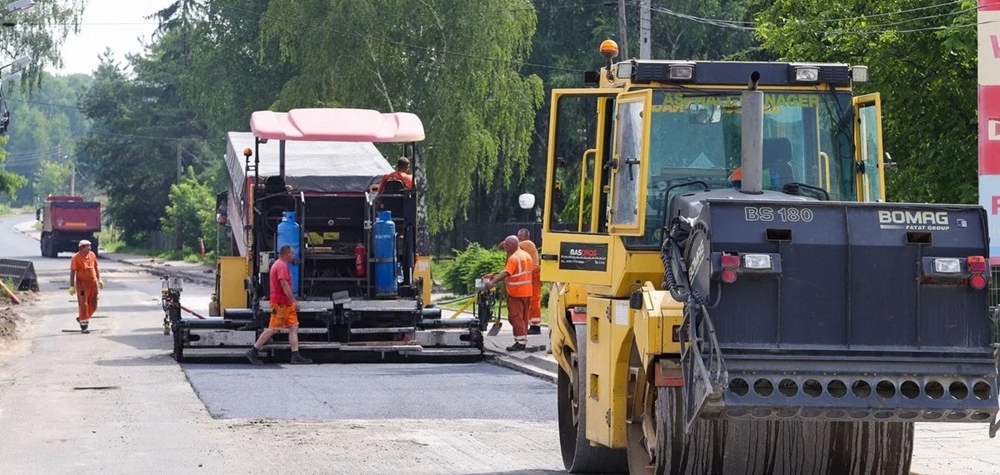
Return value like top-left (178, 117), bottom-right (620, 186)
top-left (485, 235), bottom-right (535, 351)
top-left (516, 228), bottom-right (542, 334)
top-left (69, 239), bottom-right (103, 333)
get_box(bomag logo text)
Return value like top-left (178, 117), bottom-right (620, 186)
top-left (877, 210), bottom-right (950, 230)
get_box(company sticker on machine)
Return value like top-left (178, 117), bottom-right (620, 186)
top-left (559, 242), bottom-right (608, 271)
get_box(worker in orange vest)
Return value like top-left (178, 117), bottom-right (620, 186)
top-left (516, 228), bottom-right (542, 334)
top-left (68, 240), bottom-right (103, 333)
top-left (485, 235), bottom-right (535, 351)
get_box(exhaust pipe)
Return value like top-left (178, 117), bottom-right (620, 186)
top-left (740, 71), bottom-right (764, 195)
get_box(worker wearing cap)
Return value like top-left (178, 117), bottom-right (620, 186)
top-left (516, 228), bottom-right (542, 334)
top-left (69, 240), bottom-right (103, 333)
top-left (377, 156), bottom-right (414, 193)
top-left (485, 235), bottom-right (535, 351)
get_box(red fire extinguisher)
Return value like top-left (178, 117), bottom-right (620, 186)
top-left (355, 243), bottom-right (366, 276)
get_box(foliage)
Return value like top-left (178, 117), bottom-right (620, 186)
top-left (0, 0), bottom-right (87, 90)
top-left (260, 0), bottom-right (545, 233)
top-left (1, 73), bottom-right (93, 205)
top-left (0, 135), bottom-right (25, 199)
top-left (161, 166), bottom-right (216, 253)
top-left (76, 41), bottom-right (215, 245)
top-left (31, 158), bottom-right (71, 199)
top-left (442, 243), bottom-right (508, 296)
top-left (752, 0), bottom-right (979, 204)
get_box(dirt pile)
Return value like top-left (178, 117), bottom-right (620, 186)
top-left (0, 305), bottom-right (21, 340)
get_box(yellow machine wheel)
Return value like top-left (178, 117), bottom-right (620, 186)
top-left (557, 325), bottom-right (628, 474)
top-left (625, 344), bottom-right (914, 475)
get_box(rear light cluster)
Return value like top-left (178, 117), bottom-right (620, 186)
top-left (923, 255), bottom-right (989, 290)
top-left (716, 252), bottom-right (782, 284)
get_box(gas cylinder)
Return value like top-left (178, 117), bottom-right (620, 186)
top-left (373, 210), bottom-right (396, 295)
top-left (355, 243), bottom-right (367, 277)
top-left (276, 210), bottom-right (300, 295)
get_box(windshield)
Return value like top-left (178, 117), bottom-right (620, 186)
top-left (648, 89), bottom-right (854, 190)
top-left (636, 89), bottom-right (855, 246)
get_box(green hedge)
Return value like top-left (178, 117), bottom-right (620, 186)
top-left (442, 243), bottom-right (508, 295)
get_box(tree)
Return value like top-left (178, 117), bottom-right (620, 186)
top-left (259, 0), bottom-right (545, 241)
top-left (162, 166), bottom-right (215, 253)
top-left (752, 0), bottom-right (979, 204)
top-left (77, 45), bottom-right (214, 246)
top-left (0, 0), bottom-right (87, 90)
top-left (31, 157), bottom-right (71, 199)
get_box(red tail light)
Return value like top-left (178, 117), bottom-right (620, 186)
top-left (967, 255), bottom-right (987, 274)
top-left (721, 268), bottom-right (738, 283)
top-left (970, 273), bottom-right (988, 290)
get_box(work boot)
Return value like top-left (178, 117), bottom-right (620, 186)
top-left (77, 317), bottom-right (89, 333)
top-left (506, 342), bottom-right (526, 352)
top-left (527, 325), bottom-right (541, 335)
top-left (245, 346), bottom-right (263, 365)
top-left (289, 351), bottom-right (313, 365)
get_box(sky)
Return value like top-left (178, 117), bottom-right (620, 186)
top-left (48, 0), bottom-right (175, 76)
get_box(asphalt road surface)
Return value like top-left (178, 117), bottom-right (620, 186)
top-left (0, 213), bottom-right (998, 475)
top-left (0, 214), bottom-right (564, 475)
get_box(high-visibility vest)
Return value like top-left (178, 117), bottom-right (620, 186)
top-left (504, 249), bottom-right (535, 298)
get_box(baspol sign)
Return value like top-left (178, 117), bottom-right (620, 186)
top-left (979, 0), bottom-right (1000, 263)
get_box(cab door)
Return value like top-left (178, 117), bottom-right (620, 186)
top-left (540, 89), bottom-right (618, 286)
top-left (853, 93), bottom-right (885, 202)
top-left (607, 89), bottom-right (653, 235)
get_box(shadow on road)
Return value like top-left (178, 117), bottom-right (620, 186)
top-left (94, 354), bottom-right (176, 367)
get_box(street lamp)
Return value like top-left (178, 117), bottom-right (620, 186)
top-left (5, 0), bottom-right (34, 13)
top-left (1, 54), bottom-right (30, 71)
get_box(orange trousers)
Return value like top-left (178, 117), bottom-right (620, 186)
top-left (76, 280), bottom-right (99, 321)
top-left (528, 268), bottom-right (542, 325)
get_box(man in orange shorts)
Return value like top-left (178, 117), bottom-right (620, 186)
top-left (245, 244), bottom-right (313, 365)
top-left (69, 239), bottom-right (103, 333)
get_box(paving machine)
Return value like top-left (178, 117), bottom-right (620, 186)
top-left (172, 108), bottom-right (484, 362)
top-left (543, 40), bottom-right (1000, 475)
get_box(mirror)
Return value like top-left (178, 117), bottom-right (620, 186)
top-left (688, 103), bottom-right (722, 124)
top-left (215, 191), bottom-right (228, 225)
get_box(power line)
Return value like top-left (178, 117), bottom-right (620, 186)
top-left (651, 0), bottom-right (979, 33)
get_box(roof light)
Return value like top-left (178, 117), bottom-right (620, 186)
top-left (669, 64), bottom-right (694, 80)
top-left (794, 67), bottom-right (820, 82)
top-left (967, 255), bottom-right (987, 274)
top-left (933, 258), bottom-right (962, 274)
top-left (600, 39), bottom-right (619, 60)
top-left (743, 254), bottom-right (772, 270)
top-left (851, 66), bottom-right (869, 83)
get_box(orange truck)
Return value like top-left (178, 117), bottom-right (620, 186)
top-left (36, 195), bottom-right (101, 258)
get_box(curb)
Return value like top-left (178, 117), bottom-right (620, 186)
top-left (485, 352), bottom-right (557, 383)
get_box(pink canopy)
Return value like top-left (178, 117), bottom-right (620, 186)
top-left (249, 108), bottom-right (425, 142)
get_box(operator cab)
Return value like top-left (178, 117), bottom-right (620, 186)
top-left (539, 39), bottom-right (882, 293)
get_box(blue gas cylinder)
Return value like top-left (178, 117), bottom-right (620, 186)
top-left (276, 210), bottom-right (300, 295)
top-left (373, 210), bottom-right (397, 295)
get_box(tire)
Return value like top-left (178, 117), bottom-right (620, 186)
top-left (557, 325), bottom-right (628, 474)
top-left (172, 329), bottom-right (185, 363)
top-left (627, 383), bottom-right (913, 475)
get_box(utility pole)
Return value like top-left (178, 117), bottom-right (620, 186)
top-left (176, 142), bottom-right (183, 182)
top-left (70, 161), bottom-right (75, 196)
top-left (617, 0), bottom-right (630, 59)
top-left (640, 0), bottom-right (651, 59)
